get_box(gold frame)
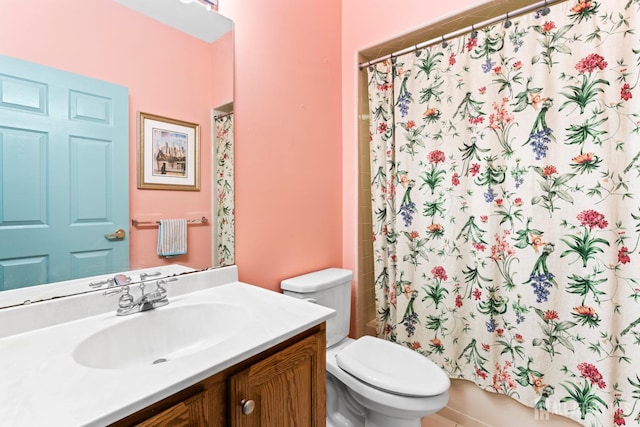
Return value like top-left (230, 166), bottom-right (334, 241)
top-left (137, 112), bottom-right (200, 191)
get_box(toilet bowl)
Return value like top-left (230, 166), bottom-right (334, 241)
top-left (281, 268), bottom-right (450, 427)
top-left (327, 337), bottom-right (449, 427)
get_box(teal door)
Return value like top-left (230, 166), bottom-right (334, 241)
top-left (0, 55), bottom-right (129, 291)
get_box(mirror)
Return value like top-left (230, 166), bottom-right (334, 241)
top-left (0, 0), bottom-right (233, 308)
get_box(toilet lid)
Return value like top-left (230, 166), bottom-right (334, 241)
top-left (335, 336), bottom-right (450, 397)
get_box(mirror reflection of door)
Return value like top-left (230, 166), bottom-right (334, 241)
top-left (0, 55), bottom-right (129, 291)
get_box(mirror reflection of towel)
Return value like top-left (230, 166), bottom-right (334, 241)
top-left (157, 219), bottom-right (187, 257)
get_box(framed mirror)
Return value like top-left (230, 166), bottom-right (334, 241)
top-left (0, 0), bottom-right (234, 308)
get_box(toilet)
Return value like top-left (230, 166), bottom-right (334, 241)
top-left (281, 268), bottom-right (450, 427)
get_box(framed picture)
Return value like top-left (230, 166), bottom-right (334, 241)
top-left (137, 112), bottom-right (200, 191)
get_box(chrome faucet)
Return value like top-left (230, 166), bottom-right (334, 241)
top-left (104, 277), bottom-right (176, 316)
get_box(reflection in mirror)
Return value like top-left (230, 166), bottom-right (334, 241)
top-left (0, 0), bottom-right (233, 308)
top-left (213, 109), bottom-right (235, 267)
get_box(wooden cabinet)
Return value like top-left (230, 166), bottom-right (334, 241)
top-left (110, 324), bottom-right (326, 427)
top-left (135, 391), bottom-right (207, 427)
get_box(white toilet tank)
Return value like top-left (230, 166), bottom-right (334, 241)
top-left (281, 268), bottom-right (352, 347)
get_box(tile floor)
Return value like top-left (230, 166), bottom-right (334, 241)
top-left (422, 413), bottom-right (465, 427)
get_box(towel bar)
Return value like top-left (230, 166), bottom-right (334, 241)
top-left (131, 216), bottom-right (208, 226)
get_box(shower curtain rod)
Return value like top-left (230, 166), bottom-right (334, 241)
top-left (359, 0), bottom-right (565, 69)
top-left (214, 111), bottom-right (234, 119)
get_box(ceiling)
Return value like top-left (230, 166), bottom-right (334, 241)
top-left (112, 0), bottom-right (233, 43)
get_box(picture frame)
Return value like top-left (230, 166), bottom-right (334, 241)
top-left (137, 112), bottom-right (200, 191)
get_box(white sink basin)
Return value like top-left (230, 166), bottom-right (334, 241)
top-left (73, 302), bottom-right (250, 369)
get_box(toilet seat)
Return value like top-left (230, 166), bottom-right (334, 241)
top-left (336, 336), bottom-right (449, 397)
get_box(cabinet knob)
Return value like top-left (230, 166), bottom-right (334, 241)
top-left (241, 399), bottom-right (255, 415)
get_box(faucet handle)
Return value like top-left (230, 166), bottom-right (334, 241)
top-left (140, 271), bottom-right (162, 281)
top-left (155, 277), bottom-right (177, 294)
top-left (90, 274), bottom-right (131, 289)
top-left (117, 286), bottom-right (134, 309)
top-left (89, 277), bottom-right (114, 288)
top-left (103, 285), bottom-right (134, 308)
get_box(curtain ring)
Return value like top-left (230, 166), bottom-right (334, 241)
top-left (504, 11), bottom-right (512, 28)
top-left (441, 35), bottom-right (448, 48)
top-left (414, 44), bottom-right (423, 57)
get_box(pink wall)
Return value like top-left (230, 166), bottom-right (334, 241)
top-left (222, 0), bottom-right (343, 291)
top-left (0, 0), bottom-right (232, 272)
top-left (210, 30), bottom-right (234, 108)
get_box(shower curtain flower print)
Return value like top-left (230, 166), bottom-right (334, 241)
top-left (367, 0), bottom-right (640, 425)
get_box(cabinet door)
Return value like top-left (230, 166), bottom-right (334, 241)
top-left (229, 332), bottom-right (326, 427)
top-left (135, 390), bottom-right (208, 427)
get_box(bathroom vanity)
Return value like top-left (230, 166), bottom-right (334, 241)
top-left (113, 325), bottom-right (325, 426)
top-left (0, 267), bottom-right (333, 426)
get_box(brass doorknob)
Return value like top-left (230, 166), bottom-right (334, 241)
top-left (241, 399), bottom-right (255, 415)
top-left (105, 229), bottom-right (126, 240)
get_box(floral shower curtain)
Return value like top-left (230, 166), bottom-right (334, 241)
top-left (214, 113), bottom-right (234, 266)
top-left (368, 1), bottom-right (640, 425)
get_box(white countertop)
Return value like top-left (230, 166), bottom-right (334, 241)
top-left (0, 280), bottom-right (334, 426)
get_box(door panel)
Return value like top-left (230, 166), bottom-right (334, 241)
top-left (0, 55), bottom-right (129, 291)
top-left (71, 136), bottom-right (111, 221)
top-left (1, 127), bottom-right (47, 224)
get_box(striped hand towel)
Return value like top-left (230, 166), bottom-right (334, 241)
top-left (157, 219), bottom-right (187, 257)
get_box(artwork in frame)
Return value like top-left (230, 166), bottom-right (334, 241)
top-left (138, 112), bottom-right (200, 191)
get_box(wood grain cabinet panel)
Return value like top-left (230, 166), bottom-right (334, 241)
top-left (135, 391), bottom-right (207, 427)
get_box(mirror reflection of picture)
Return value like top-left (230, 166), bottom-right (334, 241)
top-left (152, 128), bottom-right (188, 178)
top-left (138, 111), bottom-right (200, 191)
